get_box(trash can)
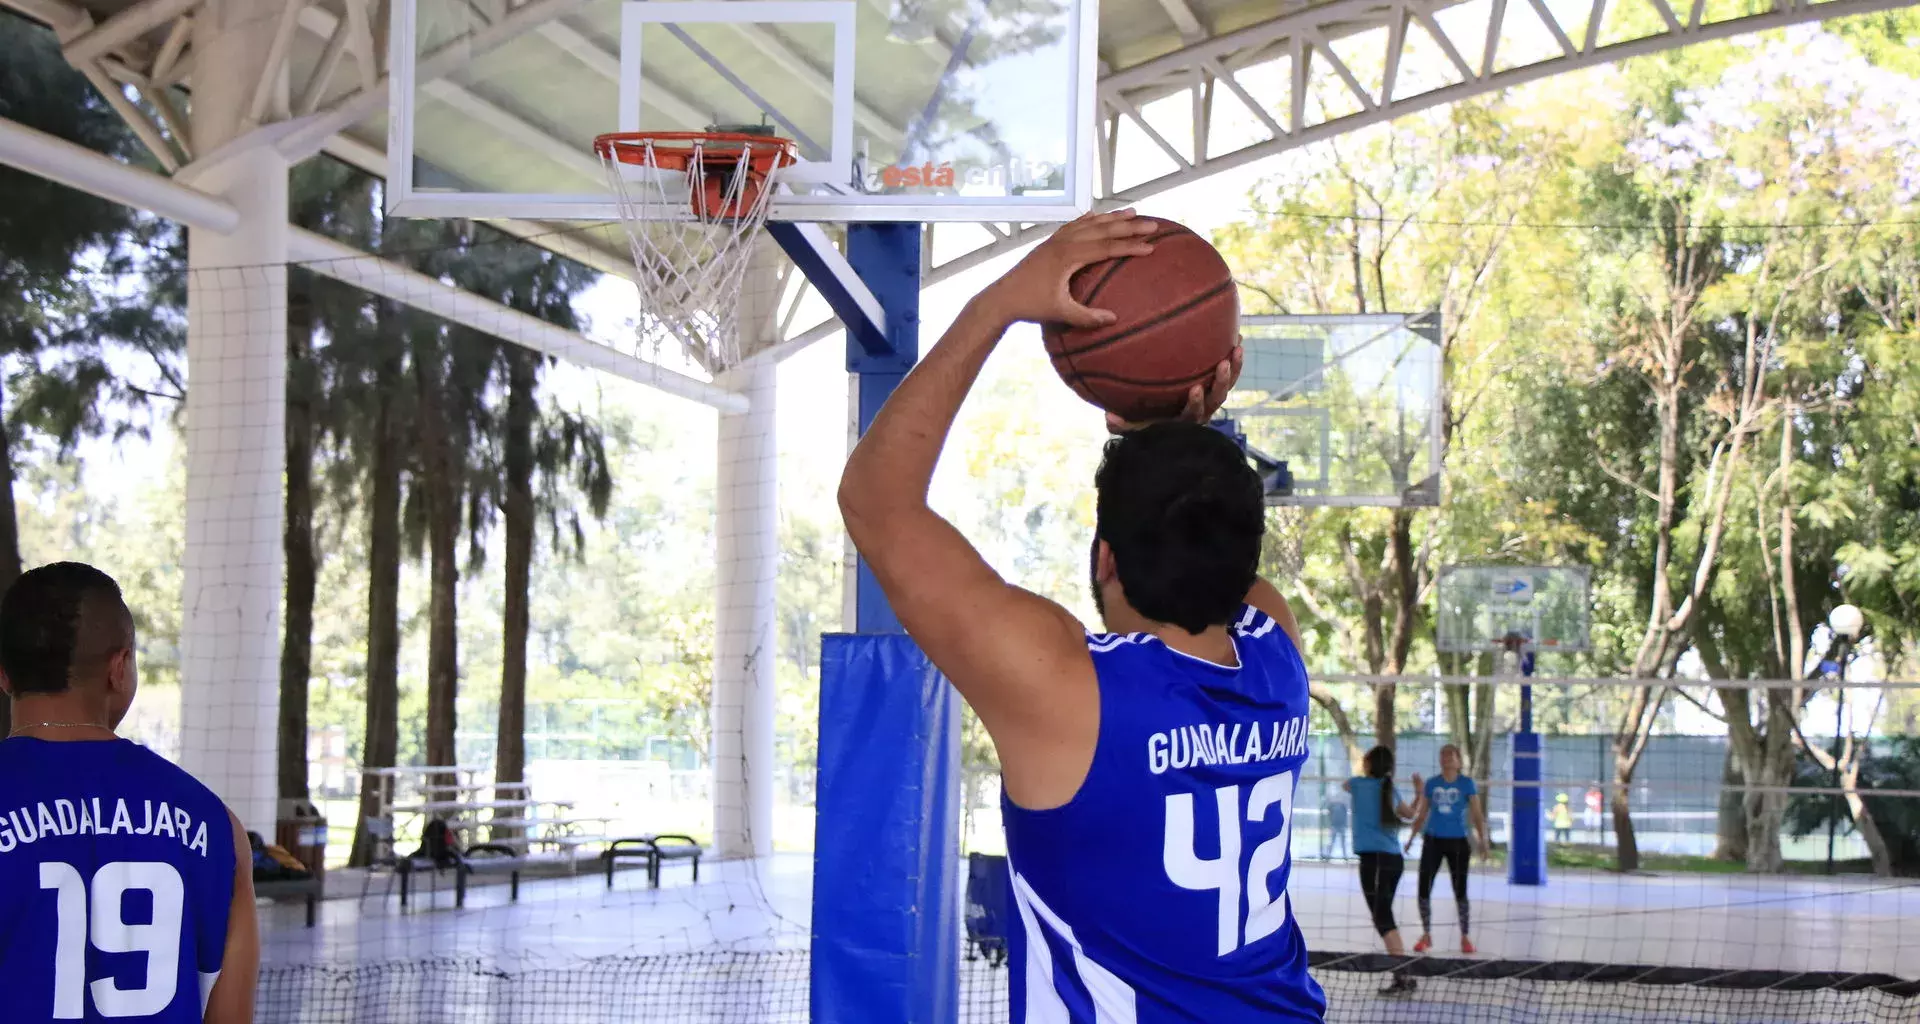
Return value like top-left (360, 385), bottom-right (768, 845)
top-left (275, 798), bottom-right (329, 883)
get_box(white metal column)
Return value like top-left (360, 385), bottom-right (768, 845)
top-left (711, 252), bottom-right (780, 860)
top-left (177, 0), bottom-right (288, 832)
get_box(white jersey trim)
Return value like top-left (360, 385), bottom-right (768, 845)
top-left (200, 970), bottom-right (221, 1013)
top-left (1234, 605), bottom-right (1277, 639)
top-left (1010, 868), bottom-right (1071, 1023)
top-left (1011, 869), bottom-right (1139, 1024)
top-left (1086, 632), bottom-right (1150, 653)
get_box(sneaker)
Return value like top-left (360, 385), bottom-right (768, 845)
top-left (1378, 974), bottom-right (1418, 998)
top-left (1412, 935), bottom-right (1432, 954)
top-left (1461, 937), bottom-right (1477, 955)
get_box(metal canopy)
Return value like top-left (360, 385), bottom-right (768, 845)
top-left (6, 0), bottom-right (1917, 362)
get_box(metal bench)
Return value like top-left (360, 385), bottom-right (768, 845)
top-left (256, 877), bottom-right (322, 927)
top-left (397, 843), bottom-right (529, 909)
top-left (603, 834), bottom-right (704, 890)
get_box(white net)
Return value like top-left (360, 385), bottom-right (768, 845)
top-left (596, 133), bottom-right (797, 374)
top-left (1267, 504), bottom-right (1310, 581)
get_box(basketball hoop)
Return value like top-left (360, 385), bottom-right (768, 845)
top-left (594, 131), bottom-right (798, 371)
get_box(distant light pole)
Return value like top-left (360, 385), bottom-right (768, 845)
top-left (1824, 604), bottom-right (1864, 873)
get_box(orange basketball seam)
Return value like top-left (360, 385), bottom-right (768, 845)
top-left (1076, 224), bottom-right (1190, 307)
top-left (1060, 365), bottom-right (1223, 388)
top-left (1047, 278), bottom-right (1236, 360)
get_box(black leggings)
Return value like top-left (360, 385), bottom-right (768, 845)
top-left (1357, 852), bottom-right (1403, 937)
top-left (1417, 836), bottom-right (1471, 935)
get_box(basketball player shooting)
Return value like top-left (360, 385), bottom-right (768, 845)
top-left (840, 210), bottom-right (1327, 1021)
top-left (0, 562), bottom-right (259, 1023)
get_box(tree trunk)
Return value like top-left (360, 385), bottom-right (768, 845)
top-left (1842, 756), bottom-right (1895, 878)
top-left (1611, 767), bottom-right (1639, 870)
top-left (1801, 732), bottom-right (1896, 877)
top-left (1742, 694), bottom-right (1797, 873)
top-left (1373, 684), bottom-right (1397, 752)
top-left (1310, 682), bottom-right (1365, 773)
top-left (1610, 683), bottom-right (1666, 871)
top-left (1613, 330), bottom-right (1685, 873)
top-left (494, 350), bottom-right (536, 834)
top-left (0, 395), bottom-right (23, 739)
top-left (278, 288), bottom-right (318, 804)
top-left (1712, 744), bottom-right (1747, 862)
top-left (1471, 681), bottom-right (1496, 782)
top-left (1724, 688), bottom-right (1796, 873)
top-left (349, 379), bottom-right (405, 868)
top-left (1385, 509), bottom-right (1418, 675)
top-left (417, 348), bottom-right (461, 793)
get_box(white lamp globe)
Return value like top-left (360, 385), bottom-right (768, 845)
top-left (1829, 604), bottom-right (1865, 641)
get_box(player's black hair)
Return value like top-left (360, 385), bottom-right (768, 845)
top-left (1094, 422), bottom-right (1264, 635)
top-left (0, 561), bottom-right (133, 696)
top-left (1363, 745), bottom-right (1400, 829)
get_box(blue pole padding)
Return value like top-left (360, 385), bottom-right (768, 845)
top-left (844, 222), bottom-right (921, 635)
top-left (1509, 731), bottom-right (1546, 886)
top-left (810, 223), bottom-right (960, 1023)
top-left (811, 634), bottom-right (962, 1024)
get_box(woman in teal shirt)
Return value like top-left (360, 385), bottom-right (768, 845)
top-left (1346, 745), bottom-right (1419, 995)
top-left (1406, 743), bottom-right (1490, 954)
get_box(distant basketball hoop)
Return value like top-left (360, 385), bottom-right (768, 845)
top-left (594, 131), bottom-right (798, 370)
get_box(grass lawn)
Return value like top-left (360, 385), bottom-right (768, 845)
top-left (1475, 842), bottom-right (1878, 876)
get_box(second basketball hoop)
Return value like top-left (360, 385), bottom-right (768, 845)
top-left (594, 129), bottom-right (799, 371)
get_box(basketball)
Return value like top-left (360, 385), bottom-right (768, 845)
top-left (1042, 219), bottom-right (1239, 423)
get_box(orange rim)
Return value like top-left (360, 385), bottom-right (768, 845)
top-left (593, 131), bottom-right (798, 174)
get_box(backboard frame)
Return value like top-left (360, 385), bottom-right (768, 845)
top-left (1435, 565), bottom-right (1594, 654)
top-left (1227, 312), bottom-right (1445, 509)
top-left (384, 0), bottom-right (1099, 222)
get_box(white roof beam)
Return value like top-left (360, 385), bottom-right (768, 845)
top-left (534, 21), bottom-right (710, 128)
top-left (319, 133), bottom-right (637, 282)
top-left (1154, 0), bottom-right (1209, 43)
top-left (0, 113), bottom-right (742, 412)
top-left (275, 0), bottom-right (588, 162)
top-left (289, 229), bottom-right (744, 411)
top-left (736, 23), bottom-right (903, 148)
top-left (62, 0), bottom-right (199, 64)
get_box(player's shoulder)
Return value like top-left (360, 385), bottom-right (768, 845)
top-left (119, 742), bottom-right (230, 807)
top-left (1229, 603), bottom-right (1282, 640)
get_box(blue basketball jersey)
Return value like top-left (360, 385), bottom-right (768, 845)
top-left (0, 737), bottom-right (237, 1022)
top-left (1001, 604), bottom-right (1327, 1022)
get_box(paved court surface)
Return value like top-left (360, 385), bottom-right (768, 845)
top-left (263, 855), bottom-right (1920, 975)
top-left (256, 857), bottom-right (1920, 1023)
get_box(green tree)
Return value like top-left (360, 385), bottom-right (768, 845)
top-left (0, 16), bottom-right (181, 735)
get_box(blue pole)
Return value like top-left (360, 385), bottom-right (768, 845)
top-left (1509, 651), bottom-right (1546, 886)
top-left (811, 223), bottom-right (962, 1024)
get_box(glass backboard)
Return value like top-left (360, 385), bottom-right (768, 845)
top-left (1224, 312), bottom-right (1444, 508)
top-left (1436, 565), bottom-right (1593, 653)
top-left (385, 0), bottom-right (1095, 221)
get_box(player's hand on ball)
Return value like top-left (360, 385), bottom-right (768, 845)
top-left (983, 209), bottom-right (1159, 328)
top-left (1104, 346), bottom-right (1243, 434)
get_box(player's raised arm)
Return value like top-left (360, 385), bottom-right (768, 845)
top-left (204, 808), bottom-right (259, 1024)
top-left (838, 211), bottom-right (1159, 782)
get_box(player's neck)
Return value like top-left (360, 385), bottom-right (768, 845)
top-left (1440, 769), bottom-right (1459, 782)
top-left (1101, 604), bottom-right (1239, 667)
top-left (8, 695), bottom-right (117, 742)
top-left (1150, 623), bottom-right (1239, 668)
